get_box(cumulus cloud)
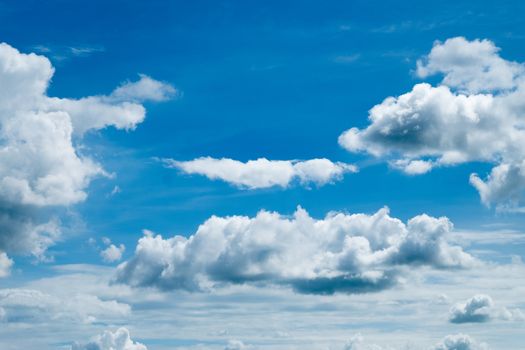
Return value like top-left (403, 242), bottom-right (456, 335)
top-left (449, 294), bottom-right (524, 324)
top-left (115, 207), bottom-right (474, 294)
top-left (0, 288), bottom-right (130, 324)
top-left (0, 252), bottom-right (13, 278)
top-left (449, 294), bottom-right (493, 323)
top-left (338, 37), bottom-right (525, 208)
top-left (163, 157), bottom-right (358, 189)
top-left (433, 334), bottom-right (489, 350)
top-left (71, 327), bottom-right (146, 350)
top-left (101, 244), bottom-right (126, 263)
top-left (0, 42), bottom-right (174, 260)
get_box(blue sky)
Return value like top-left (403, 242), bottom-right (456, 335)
top-left (1, 1), bottom-right (525, 349)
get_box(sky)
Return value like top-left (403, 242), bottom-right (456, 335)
top-left (1, 0), bottom-right (525, 349)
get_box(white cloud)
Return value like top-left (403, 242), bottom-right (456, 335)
top-left (0, 252), bottom-right (13, 278)
top-left (449, 294), bottom-right (493, 323)
top-left (416, 37), bottom-right (523, 93)
top-left (433, 334), bottom-right (489, 350)
top-left (338, 37), bottom-right (525, 208)
top-left (71, 327), bottom-right (147, 350)
top-left (343, 333), bottom-right (388, 350)
top-left (0, 42), bottom-right (174, 259)
top-left (164, 157), bottom-right (358, 189)
top-left (116, 207), bottom-right (474, 294)
top-left (101, 244), bottom-right (126, 263)
top-left (224, 340), bottom-right (252, 350)
top-left (0, 288), bottom-right (130, 324)
top-left (342, 333), bottom-right (489, 350)
top-left (449, 294), bottom-right (524, 324)
top-left (111, 73), bottom-right (178, 102)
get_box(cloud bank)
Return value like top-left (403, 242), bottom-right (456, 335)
top-left (72, 327), bottom-right (146, 350)
top-left (0, 42), bottom-right (174, 263)
top-left (116, 207), bottom-right (474, 294)
top-left (338, 37), bottom-right (525, 209)
top-left (0, 288), bottom-right (130, 324)
top-left (164, 157), bottom-right (357, 189)
top-left (343, 333), bottom-right (488, 350)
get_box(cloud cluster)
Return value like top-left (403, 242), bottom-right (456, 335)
top-left (338, 37), bottom-right (525, 208)
top-left (72, 327), bottom-right (146, 350)
top-left (0, 288), bottom-right (130, 324)
top-left (164, 157), bottom-right (357, 189)
top-left (116, 207), bottom-right (474, 294)
top-left (0, 42), bottom-right (174, 263)
top-left (449, 294), bottom-right (524, 324)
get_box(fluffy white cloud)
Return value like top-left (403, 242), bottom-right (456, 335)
top-left (116, 207), bottom-right (474, 294)
top-left (164, 157), bottom-right (358, 189)
top-left (0, 288), bottom-right (130, 324)
top-left (338, 37), bottom-right (525, 209)
top-left (433, 334), bottom-right (489, 350)
top-left (101, 243), bottom-right (126, 263)
top-left (0, 252), bottom-right (13, 278)
top-left (449, 294), bottom-right (493, 323)
top-left (111, 73), bottom-right (178, 103)
top-left (449, 294), bottom-right (524, 324)
top-left (416, 37), bottom-right (523, 94)
top-left (0, 42), bottom-right (174, 259)
top-left (71, 327), bottom-right (146, 350)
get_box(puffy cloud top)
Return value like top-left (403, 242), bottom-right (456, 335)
top-left (164, 157), bottom-right (357, 189)
top-left (433, 333), bottom-right (488, 350)
top-left (0, 42), bottom-right (174, 261)
top-left (72, 328), bottom-right (147, 350)
top-left (116, 207), bottom-right (474, 294)
top-left (449, 294), bottom-right (524, 324)
top-left (449, 294), bottom-right (493, 324)
top-left (338, 37), bottom-right (525, 209)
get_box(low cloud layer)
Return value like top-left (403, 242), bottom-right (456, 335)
top-left (343, 333), bottom-right (488, 350)
top-left (0, 42), bottom-right (174, 263)
top-left (116, 207), bottom-right (474, 294)
top-left (71, 327), bottom-right (146, 350)
top-left (449, 294), bottom-right (524, 324)
top-left (338, 37), bottom-right (525, 209)
top-left (0, 288), bottom-right (130, 324)
top-left (164, 157), bottom-right (357, 189)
